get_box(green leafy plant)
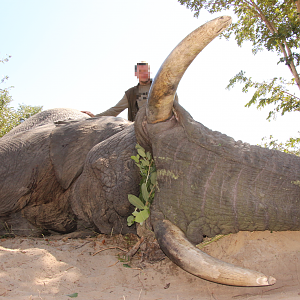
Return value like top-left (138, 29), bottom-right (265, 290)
top-left (66, 293), bottom-right (78, 298)
top-left (127, 144), bottom-right (157, 226)
top-left (261, 134), bottom-right (300, 156)
top-left (227, 71), bottom-right (300, 120)
top-left (0, 56), bottom-right (42, 137)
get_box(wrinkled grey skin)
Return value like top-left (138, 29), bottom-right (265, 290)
top-left (143, 103), bottom-right (300, 243)
top-left (2, 101), bottom-right (300, 240)
top-left (0, 112), bottom-right (139, 236)
top-left (1, 16), bottom-right (300, 286)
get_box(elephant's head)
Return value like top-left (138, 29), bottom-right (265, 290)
top-left (133, 16), bottom-right (300, 286)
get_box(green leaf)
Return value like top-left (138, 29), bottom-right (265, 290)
top-left (150, 172), bottom-right (157, 185)
top-left (134, 208), bottom-right (150, 224)
top-left (128, 194), bottom-right (145, 209)
top-left (137, 148), bottom-right (146, 158)
top-left (123, 264), bottom-right (131, 268)
top-left (141, 159), bottom-right (149, 167)
top-left (66, 293), bottom-right (78, 298)
top-left (117, 254), bottom-right (130, 262)
top-left (141, 183), bottom-right (149, 202)
top-left (135, 144), bottom-right (144, 150)
top-left (146, 152), bottom-right (151, 160)
top-left (131, 155), bottom-right (140, 163)
top-left (132, 210), bottom-right (139, 216)
top-left (127, 215), bottom-right (135, 226)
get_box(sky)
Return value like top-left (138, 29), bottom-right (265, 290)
top-left (1, 0), bottom-right (299, 145)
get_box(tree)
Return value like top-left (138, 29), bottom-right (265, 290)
top-left (1, 55), bottom-right (42, 137)
top-left (178, 0), bottom-right (300, 152)
top-left (179, 0), bottom-right (300, 117)
top-left (0, 88), bottom-right (42, 137)
top-left (260, 133), bottom-right (300, 155)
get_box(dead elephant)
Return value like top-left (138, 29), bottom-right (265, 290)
top-left (1, 16), bottom-right (300, 287)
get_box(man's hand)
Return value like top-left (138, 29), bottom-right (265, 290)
top-left (81, 111), bottom-right (95, 117)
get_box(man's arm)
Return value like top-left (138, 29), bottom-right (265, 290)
top-left (95, 94), bottom-right (128, 117)
top-left (82, 92), bottom-right (177, 118)
top-left (81, 94), bottom-right (128, 118)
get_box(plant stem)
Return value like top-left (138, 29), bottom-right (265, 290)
top-left (145, 160), bottom-right (153, 184)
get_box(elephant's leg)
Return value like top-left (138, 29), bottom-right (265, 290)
top-left (0, 211), bottom-right (46, 237)
top-left (21, 190), bottom-right (77, 234)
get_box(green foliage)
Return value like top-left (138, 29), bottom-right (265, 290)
top-left (179, 0), bottom-right (300, 120)
top-left (1, 55), bottom-right (11, 85)
top-left (178, 0), bottom-right (300, 55)
top-left (0, 55), bottom-right (42, 137)
top-left (127, 144), bottom-right (157, 226)
top-left (66, 293), bottom-right (78, 298)
top-left (0, 88), bottom-right (42, 137)
top-left (227, 71), bottom-right (300, 119)
top-left (261, 134), bottom-right (300, 156)
top-left (0, 55), bottom-right (11, 64)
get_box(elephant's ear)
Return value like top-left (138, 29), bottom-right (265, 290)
top-left (50, 117), bottom-right (132, 190)
top-left (0, 124), bottom-right (54, 215)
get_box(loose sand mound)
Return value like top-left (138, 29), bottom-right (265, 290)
top-left (1, 231), bottom-right (300, 300)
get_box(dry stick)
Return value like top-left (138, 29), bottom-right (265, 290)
top-left (138, 271), bottom-right (146, 290)
top-left (145, 159), bottom-right (153, 184)
top-left (145, 184), bottom-right (156, 207)
top-left (197, 234), bottom-right (227, 249)
top-left (92, 246), bottom-right (127, 256)
top-left (125, 236), bottom-right (145, 259)
top-left (74, 241), bottom-right (92, 249)
top-left (144, 160), bottom-right (154, 207)
top-left (107, 260), bottom-right (119, 268)
top-left (138, 289), bottom-right (143, 300)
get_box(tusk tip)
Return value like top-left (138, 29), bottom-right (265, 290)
top-left (256, 276), bottom-right (276, 286)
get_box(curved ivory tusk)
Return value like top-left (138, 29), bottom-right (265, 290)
top-left (153, 219), bottom-right (276, 286)
top-left (146, 16), bottom-right (232, 124)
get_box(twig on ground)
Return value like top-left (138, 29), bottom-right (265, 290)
top-left (125, 236), bottom-right (145, 259)
top-left (107, 260), bottom-right (119, 267)
top-left (196, 234), bottom-right (228, 249)
top-left (138, 271), bottom-right (146, 290)
top-left (138, 289), bottom-right (143, 300)
top-left (92, 246), bottom-right (127, 256)
top-left (74, 241), bottom-right (92, 249)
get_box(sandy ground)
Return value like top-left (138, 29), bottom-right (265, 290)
top-left (1, 230), bottom-right (300, 300)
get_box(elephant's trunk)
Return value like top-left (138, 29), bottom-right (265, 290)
top-left (154, 219), bottom-right (276, 286)
top-left (146, 16), bottom-right (232, 124)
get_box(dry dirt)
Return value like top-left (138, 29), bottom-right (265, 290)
top-left (1, 230), bottom-right (300, 300)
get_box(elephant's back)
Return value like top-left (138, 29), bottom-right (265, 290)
top-left (4, 108), bottom-right (89, 137)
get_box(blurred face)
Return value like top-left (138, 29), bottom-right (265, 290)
top-left (135, 64), bottom-right (150, 83)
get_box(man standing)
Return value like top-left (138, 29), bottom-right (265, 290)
top-left (82, 62), bottom-right (178, 121)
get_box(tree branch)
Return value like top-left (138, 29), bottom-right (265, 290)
top-left (248, 0), bottom-right (300, 90)
top-left (282, 90), bottom-right (300, 101)
top-left (296, 0), bottom-right (300, 18)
